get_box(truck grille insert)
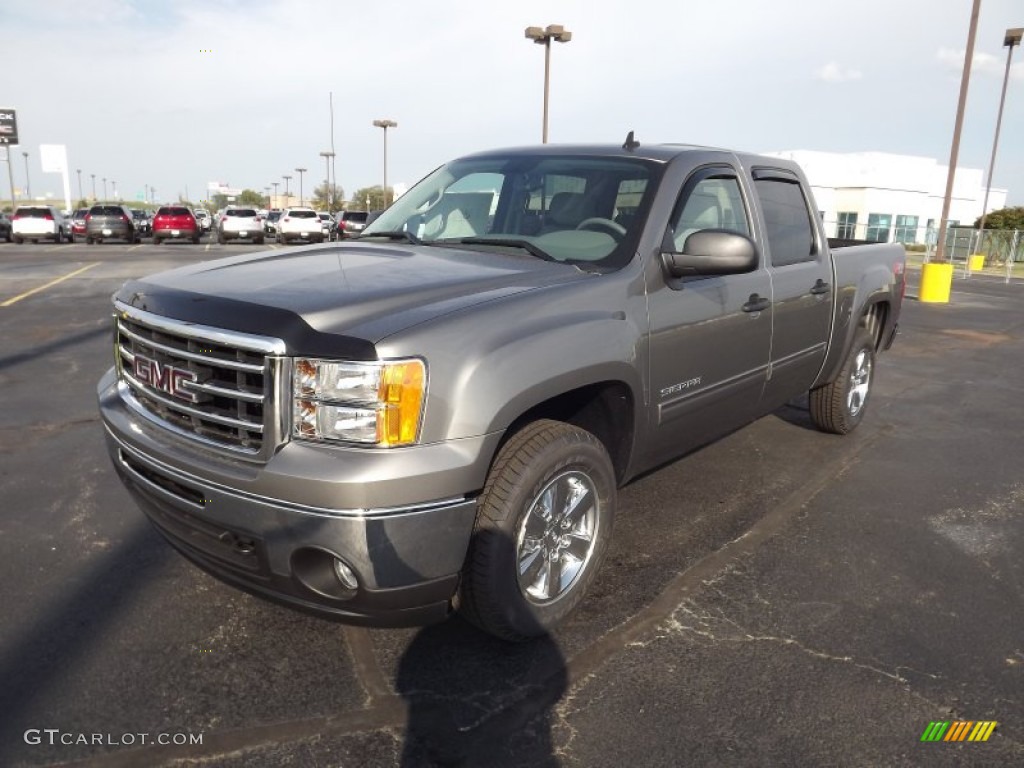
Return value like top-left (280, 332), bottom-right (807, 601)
top-left (115, 308), bottom-right (284, 456)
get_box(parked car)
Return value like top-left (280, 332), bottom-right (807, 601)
top-left (130, 209), bottom-right (152, 237)
top-left (318, 212), bottom-right (337, 241)
top-left (336, 210), bottom-right (368, 238)
top-left (216, 206), bottom-right (264, 244)
top-left (98, 140), bottom-right (905, 640)
top-left (0, 212), bottom-right (12, 242)
top-left (152, 206), bottom-right (200, 244)
top-left (276, 207), bottom-right (323, 244)
top-left (85, 204), bottom-right (139, 244)
top-left (263, 210), bottom-right (282, 237)
top-left (11, 205), bottom-right (68, 244)
top-left (68, 208), bottom-right (89, 242)
top-left (194, 209), bottom-right (212, 232)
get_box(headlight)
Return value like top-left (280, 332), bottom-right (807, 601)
top-left (292, 358), bottom-right (426, 446)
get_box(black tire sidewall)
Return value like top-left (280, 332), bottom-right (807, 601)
top-left (839, 330), bottom-right (875, 431)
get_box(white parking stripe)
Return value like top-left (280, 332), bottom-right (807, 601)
top-left (43, 244), bottom-right (76, 253)
top-left (1, 262), bottom-right (101, 307)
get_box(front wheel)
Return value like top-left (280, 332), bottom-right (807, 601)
top-left (809, 328), bottom-right (875, 434)
top-left (459, 420), bottom-right (616, 642)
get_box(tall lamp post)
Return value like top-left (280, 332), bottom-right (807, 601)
top-left (372, 119), bottom-right (397, 207)
top-left (319, 150), bottom-right (335, 211)
top-left (22, 151), bottom-right (30, 200)
top-left (976, 27), bottom-right (1023, 255)
top-left (76, 169), bottom-right (83, 202)
top-left (91, 173), bottom-right (96, 201)
top-left (282, 174), bottom-right (292, 204)
top-left (103, 177), bottom-right (108, 201)
top-left (524, 24), bottom-right (572, 143)
top-left (112, 180), bottom-right (118, 200)
top-left (295, 168), bottom-right (307, 207)
top-left (271, 181), bottom-right (279, 207)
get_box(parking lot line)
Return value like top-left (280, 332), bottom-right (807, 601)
top-left (43, 244), bottom-right (76, 253)
top-left (126, 244), bottom-right (144, 252)
top-left (0, 262), bottom-right (101, 307)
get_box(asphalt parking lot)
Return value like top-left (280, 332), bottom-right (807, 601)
top-left (0, 239), bottom-right (1022, 767)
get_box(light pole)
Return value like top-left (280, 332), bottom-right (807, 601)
top-left (295, 168), bottom-right (307, 207)
top-left (282, 174), bottom-right (292, 204)
top-left (372, 119), bottom-right (397, 207)
top-left (22, 151), bottom-right (30, 199)
top-left (319, 151), bottom-right (335, 211)
top-left (264, 186), bottom-right (271, 208)
top-left (91, 174), bottom-right (96, 201)
top-left (976, 27), bottom-right (1022, 256)
top-left (112, 180), bottom-right (118, 200)
top-left (272, 181), bottom-right (279, 207)
top-left (103, 177), bottom-right (108, 201)
top-left (933, 0), bottom-right (980, 265)
top-left (524, 24), bottom-right (572, 143)
top-left (76, 169), bottom-right (82, 202)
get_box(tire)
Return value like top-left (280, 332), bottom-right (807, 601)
top-left (14, 236), bottom-right (23, 244)
top-left (217, 232), bottom-right (225, 245)
top-left (459, 419), bottom-right (616, 642)
top-left (809, 327), bottom-right (875, 435)
top-left (255, 236), bottom-right (264, 245)
top-left (86, 236), bottom-right (94, 245)
top-left (192, 235), bottom-right (200, 244)
top-left (152, 235), bottom-right (161, 245)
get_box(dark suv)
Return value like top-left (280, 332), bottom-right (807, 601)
top-left (336, 210), bottom-right (369, 238)
top-left (86, 205), bottom-right (139, 244)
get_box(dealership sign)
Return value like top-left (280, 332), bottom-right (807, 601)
top-left (0, 109), bottom-right (17, 145)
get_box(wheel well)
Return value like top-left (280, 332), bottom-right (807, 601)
top-left (861, 301), bottom-right (888, 350)
top-left (499, 382), bottom-right (635, 484)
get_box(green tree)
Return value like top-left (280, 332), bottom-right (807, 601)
top-left (238, 189), bottom-right (265, 207)
top-left (350, 185), bottom-right (389, 211)
top-left (311, 182), bottom-right (346, 212)
top-left (973, 206), bottom-right (1024, 230)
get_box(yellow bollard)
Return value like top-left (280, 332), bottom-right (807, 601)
top-left (919, 262), bottom-right (954, 303)
top-left (968, 254), bottom-right (985, 272)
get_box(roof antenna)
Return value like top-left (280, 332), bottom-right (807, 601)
top-left (622, 130), bottom-right (640, 151)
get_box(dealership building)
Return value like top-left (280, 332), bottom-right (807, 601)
top-left (763, 150), bottom-right (1008, 245)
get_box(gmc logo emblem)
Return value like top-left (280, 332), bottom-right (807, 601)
top-left (133, 355), bottom-right (197, 402)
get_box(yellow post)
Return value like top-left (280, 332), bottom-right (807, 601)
top-left (968, 254), bottom-right (985, 272)
top-left (920, 262), bottom-right (954, 303)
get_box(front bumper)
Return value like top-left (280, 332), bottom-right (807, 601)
top-left (98, 368), bottom-right (499, 626)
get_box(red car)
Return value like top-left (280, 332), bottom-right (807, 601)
top-left (152, 206), bottom-right (200, 244)
top-left (69, 208), bottom-right (89, 242)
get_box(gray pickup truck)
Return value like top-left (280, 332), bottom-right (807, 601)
top-left (98, 139), bottom-right (904, 641)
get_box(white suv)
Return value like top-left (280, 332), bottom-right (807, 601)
top-left (276, 207), bottom-right (323, 244)
top-left (12, 205), bottom-right (68, 244)
top-left (217, 206), bottom-right (264, 244)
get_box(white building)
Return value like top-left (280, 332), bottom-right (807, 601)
top-left (763, 150), bottom-right (1008, 245)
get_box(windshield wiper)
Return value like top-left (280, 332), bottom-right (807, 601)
top-left (358, 230), bottom-right (423, 245)
top-left (441, 237), bottom-right (555, 262)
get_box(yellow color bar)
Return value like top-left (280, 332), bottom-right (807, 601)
top-left (1, 262), bottom-right (100, 307)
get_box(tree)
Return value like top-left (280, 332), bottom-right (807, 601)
top-left (238, 189), bottom-right (265, 207)
top-left (350, 185), bottom-right (389, 212)
top-left (311, 182), bottom-right (345, 212)
top-left (973, 206), bottom-right (1024, 231)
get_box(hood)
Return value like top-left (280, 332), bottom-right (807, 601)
top-left (115, 241), bottom-right (588, 357)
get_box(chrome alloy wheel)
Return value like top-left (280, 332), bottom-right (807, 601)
top-left (516, 471), bottom-right (600, 605)
top-left (847, 348), bottom-right (872, 417)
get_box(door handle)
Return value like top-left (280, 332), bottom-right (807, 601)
top-left (742, 294), bottom-right (771, 313)
top-left (809, 279), bottom-right (831, 295)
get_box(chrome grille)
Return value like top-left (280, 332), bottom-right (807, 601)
top-left (114, 302), bottom-right (286, 457)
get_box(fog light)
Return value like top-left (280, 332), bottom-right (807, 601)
top-left (333, 558), bottom-right (359, 591)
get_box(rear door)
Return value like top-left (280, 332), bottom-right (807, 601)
top-left (644, 164), bottom-right (773, 460)
top-left (750, 168), bottom-right (833, 410)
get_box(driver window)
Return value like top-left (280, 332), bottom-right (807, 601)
top-left (671, 177), bottom-right (749, 252)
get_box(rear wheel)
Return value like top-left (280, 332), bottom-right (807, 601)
top-left (152, 235), bottom-right (161, 245)
top-left (809, 327), bottom-right (875, 435)
top-left (14, 236), bottom-right (23, 244)
top-left (192, 234), bottom-right (200, 244)
top-left (255, 236), bottom-right (265, 245)
top-left (459, 420), bottom-right (616, 642)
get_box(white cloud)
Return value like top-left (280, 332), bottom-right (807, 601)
top-left (936, 47), bottom-right (1019, 77)
top-left (816, 61), bottom-right (863, 83)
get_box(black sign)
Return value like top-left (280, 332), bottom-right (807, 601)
top-left (0, 109), bottom-right (18, 145)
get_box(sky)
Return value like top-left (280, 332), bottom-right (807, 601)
top-left (1, 0), bottom-right (1022, 207)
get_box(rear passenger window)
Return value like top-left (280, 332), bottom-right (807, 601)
top-left (753, 178), bottom-right (815, 266)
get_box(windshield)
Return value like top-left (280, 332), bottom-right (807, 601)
top-left (361, 153), bottom-right (661, 269)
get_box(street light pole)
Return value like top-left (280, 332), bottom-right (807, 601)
top-left (977, 27), bottom-right (1022, 255)
top-left (22, 151), bottom-right (30, 199)
top-left (319, 151), bottom-right (335, 211)
top-left (112, 180), bottom-right (118, 200)
top-left (525, 24), bottom-right (572, 143)
top-left (282, 175), bottom-right (291, 203)
top-left (933, 0), bottom-right (980, 264)
top-left (76, 169), bottom-right (82, 202)
top-left (103, 177), bottom-right (108, 201)
top-left (272, 181), bottom-right (279, 207)
top-left (372, 119), bottom-right (397, 207)
top-left (91, 174), bottom-right (96, 201)
top-left (295, 168), bottom-right (307, 207)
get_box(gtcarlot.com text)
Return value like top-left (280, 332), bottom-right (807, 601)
top-left (24, 729), bottom-right (204, 747)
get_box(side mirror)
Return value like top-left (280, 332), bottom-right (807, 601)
top-left (661, 229), bottom-right (758, 278)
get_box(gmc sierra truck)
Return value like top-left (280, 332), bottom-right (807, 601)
top-left (98, 138), bottom-right (904, 641)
